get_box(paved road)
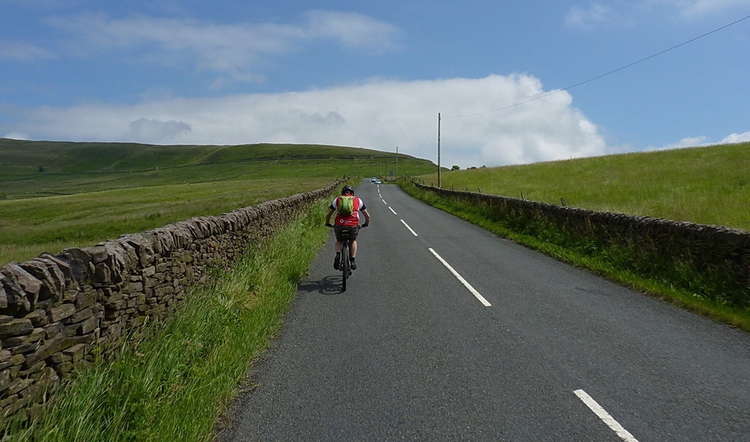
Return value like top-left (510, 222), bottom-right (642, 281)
top-left (222, 181), bottom-right (750, 441)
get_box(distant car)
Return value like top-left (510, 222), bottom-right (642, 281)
top-left (374, 179), bottom-right (382, 184)
top-left (370, 178), bottom-right (377, 183)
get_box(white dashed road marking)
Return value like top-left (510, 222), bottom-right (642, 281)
top-left (400, 219), bottom-right (418, 237)
top-left (388, 206), bottom-right (397, 215)
top-left (428, 248), bottom-right (491, 307)
top-left (574, 390), bottom-right (638, 442)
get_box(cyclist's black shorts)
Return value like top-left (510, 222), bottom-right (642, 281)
top-left (334, 225), bottom-right (359, 241)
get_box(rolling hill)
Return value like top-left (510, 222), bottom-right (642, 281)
top-left (0, 139), bottom-right (435, 264)
top-left (0, 139), bottom-right (435, 199)
top-left (419, 142), bottom-right (750, 230)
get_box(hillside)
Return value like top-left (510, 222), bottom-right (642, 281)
top-left (0, 139), bottom-right (434, 199)
top-left (0, 139), bottom-right (436, 264)
top-left (419, 142), bottom-right (750, 230)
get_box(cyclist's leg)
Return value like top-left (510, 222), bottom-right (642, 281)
top-left (350, 240), bottom-right (358, 258)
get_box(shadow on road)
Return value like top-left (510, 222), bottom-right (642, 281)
top-left (298, 275), bottom-right (343, 295)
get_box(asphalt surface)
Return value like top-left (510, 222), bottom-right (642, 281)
top-left (221, 181), bottom-right (750, 441)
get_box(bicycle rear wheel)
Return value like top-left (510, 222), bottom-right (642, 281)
top-left (341, 243), bottom-right (349, 291)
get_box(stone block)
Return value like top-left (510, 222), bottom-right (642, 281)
top-left (24, 310), bottom-right (48, 327)
top-left (1, 265), bottom-right (41, 299)
top-left (22, 259), bottom-right (66, 301)
top-left (84, 245), bottom-right (109, 264)
top-left (78, 316), bottom-right (98, 335)
top-left (10, 340), bottom-right (41, 355)
top-left (55, 361), bottom-right (74, 375)
top-left (7, 379), bottom-right (32, 396)
top-left (0, 319), bottom-right (33, 338)
top-left (75, 290), bottom-right (97, 309)
top-left (48, 303), bottom-right (76, 322)
top-left (62, 289), bottom-right (77, 303)
top-left (0, 285), bottom-right (6, 310)
top-left (94, 263), bottom-right (112, 284)
top-left (48, 352), bottom-right (71, 365)
top-left (23, 334), bottom-right (90, 367)
top-left (4, 328), bottom-right (44, 347)
top-left (63, 344), bottom-right (86, 363)
top-left (0, 369), bottom-right (9, 392)
top-left (0, 274), bottom-right (31, 314)
top-left (18, 360), bottom-right (45, 377)
top-left (43, 322), bottom-right (62, 339)
top-left (39, 253), bottom-right (73, 280)
top-left (65, 307), bottom-right (93, 324)
top-left (59, 248), bottom-right (94, 283)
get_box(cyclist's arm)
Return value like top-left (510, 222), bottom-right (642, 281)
top-left (361, 209), bottom-right (371, 226)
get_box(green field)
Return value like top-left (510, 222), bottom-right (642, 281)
top-left (420, 142), bottom-right (750, 230)
top-left (0, 139), bottom-right (435, 264)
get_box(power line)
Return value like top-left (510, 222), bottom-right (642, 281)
top-left (449, 14), bottom-right (750, 118)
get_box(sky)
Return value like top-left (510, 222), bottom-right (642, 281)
top-left (1, 0), bottom-right (749, 167)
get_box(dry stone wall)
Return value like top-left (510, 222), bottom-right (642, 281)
top-left (415, 183), bottom-right (750, 304)
top-left (0, 180), bottom-right (339, 422)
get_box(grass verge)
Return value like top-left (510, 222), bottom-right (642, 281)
top-left (400, 180), bottom-right (750, 332)
top-left (3, 199), bottom-right (331, 441)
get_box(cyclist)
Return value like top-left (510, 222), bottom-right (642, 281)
top-left (325, 185), bottom-right (370, 270)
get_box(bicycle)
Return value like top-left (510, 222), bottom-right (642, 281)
top-left (326, 224), bottom-right (365, 292)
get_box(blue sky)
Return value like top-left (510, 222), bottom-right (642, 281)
top-left (1, 0), bottom-right (749, 167)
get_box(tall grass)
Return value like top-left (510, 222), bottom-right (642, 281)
top-left (4, 199), bottom-right (331, 441)
top-left (400, 181), bottom-right (750, 331)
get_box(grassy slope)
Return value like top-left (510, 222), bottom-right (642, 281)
top-left (420, 142), bottom-right (750, 230)
top-left (0, 139), bottom-right (435, 264)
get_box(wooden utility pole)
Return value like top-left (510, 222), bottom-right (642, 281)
top-left (395, 146), bottom-right (398, 178)
top-left (437, 112), bottom-right (441, 188)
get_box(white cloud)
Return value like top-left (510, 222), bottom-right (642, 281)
top-left (0, 40), bottom-right (56, 61)
top-left (660, 135), bottom-right (709, 149)
top-left (45, 11), bottom-right (399, 83)
top-left (565, 3), bottom-right (615, 29)
top-left (649, 0), bottom-right (750, 18)
top-left (720, 131), bottom-right (750, 143)
top-left (7, 74), bottom-right (608, 168)
top-left (650, 131), bottom-right (750, 150)
top-left (565, 0), bottom-right (750, 27)
top-left (305, 10), bottom-right (400, 52)
top-left (2, 132), bottom-right (30, 140)
top-left (127, 118), bottom-right (191, 142)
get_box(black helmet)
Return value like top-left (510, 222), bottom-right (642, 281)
top-left (341, 185), bottom-right (354, 195)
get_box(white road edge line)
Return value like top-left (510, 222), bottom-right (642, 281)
top-left (400, 219), bottom-right (419, 237)
top-left (574, 390), bottom-right (638, 442)
top-left (428, 248), bottom-right (492, 307)
top-left (388, 206), bottom-right (397, 215)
